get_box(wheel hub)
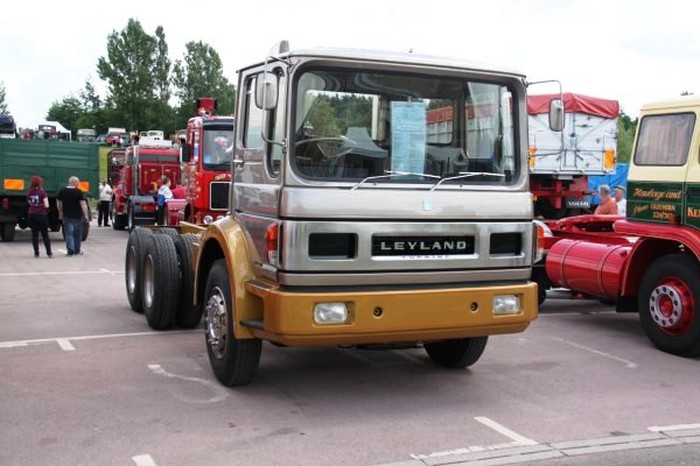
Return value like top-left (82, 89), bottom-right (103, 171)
top-left (649, 280), bottom-right (692, 333)
top-left (205, 287), bottom-right (227, 359)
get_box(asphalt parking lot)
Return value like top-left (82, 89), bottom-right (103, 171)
top-left (1, 224), bottom-right (699, 466)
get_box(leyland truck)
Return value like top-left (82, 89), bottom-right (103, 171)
top-left (124, 44), bottom-right (560, 386)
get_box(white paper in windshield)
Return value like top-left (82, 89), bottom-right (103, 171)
top-left (391, 102), bottom-right (426, 173)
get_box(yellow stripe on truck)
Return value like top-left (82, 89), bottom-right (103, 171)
top-left (3, 179), bottom-right (25, 190)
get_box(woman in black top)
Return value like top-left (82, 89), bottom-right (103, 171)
top-left (27, 175), bottom-right (53, 258)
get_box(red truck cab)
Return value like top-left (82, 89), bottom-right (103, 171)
top-left (112, 141), bottom-right (181, 230)
top-left (178, 98), bottom-right (234, 224)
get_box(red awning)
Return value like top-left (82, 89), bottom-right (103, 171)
top-left (527, 93), bottom-right (619, 119)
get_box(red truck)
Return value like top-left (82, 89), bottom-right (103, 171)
top-left (165, 98), bottom-right (234, 225)
top-left (536, 96), bottom-right (700, 357)
top-left (111, 141), bottom-right (181, 230)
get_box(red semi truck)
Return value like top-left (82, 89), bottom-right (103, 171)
top-left (165, 98), bottom-right (234, 225)
top-left (112, 141), bottom-right (181, 230)
top-left (536, 96), bottom-right (700, 357)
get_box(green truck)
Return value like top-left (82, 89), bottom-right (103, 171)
top-left (0, 139), bottom-right (99, 241)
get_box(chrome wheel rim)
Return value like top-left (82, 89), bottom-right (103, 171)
top-left (205, 286), bottom-right (227, 360)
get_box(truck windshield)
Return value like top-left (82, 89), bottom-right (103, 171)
top-left (202, 125), bottom-right (234, 171)
top-left (291, 68), bottom-right (518, 186)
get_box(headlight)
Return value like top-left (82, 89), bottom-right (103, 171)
top-left (313, 303), bottom-right (349, 325)
top-left (493, 295), bottom-right (520, 315)
top-left (203, 215), bottom-right (214, 224)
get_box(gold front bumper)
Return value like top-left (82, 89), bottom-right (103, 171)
top-left (244, 281), bottom-right (538, 346)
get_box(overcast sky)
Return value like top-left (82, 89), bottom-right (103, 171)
top-left (1, 0), bottom-right (697, 128)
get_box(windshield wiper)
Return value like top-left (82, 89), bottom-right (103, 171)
top-left (429, 171), bottom-right (505, 191)
top-left (351, 171), bottom-right (440, 190)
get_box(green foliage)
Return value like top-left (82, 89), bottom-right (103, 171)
top-left (96, 19), bottom-right (173, 133)
top-left (172, 41), bottom-right (236, 125)
top-left (617, 110), bottom-right (637, 163)
top-left (46, 96), bottom-right (82, 132)
top-left (40, 19), bottom-right (235, 137)
top-left (0, 81), bottom-right (8, 114)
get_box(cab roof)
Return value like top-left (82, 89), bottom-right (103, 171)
top-left (238, 47), bottom-right (525, 78)
top-left (640, 95), bottom-right (700, 113)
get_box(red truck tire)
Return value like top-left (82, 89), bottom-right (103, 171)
top-left (638, 254), bottom-right (700, 357)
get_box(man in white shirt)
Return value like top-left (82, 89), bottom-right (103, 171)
top-left (614, 185), bottom-right (627, 216)
top-left (98, 178), bottom-right (113, 227)
top-left (157, 177), bottom-right (173, 225)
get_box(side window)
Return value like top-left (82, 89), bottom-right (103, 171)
top-left (244, 75), bottom-right (264, 149)
top-left (634, 113), bottom-right (695, 166)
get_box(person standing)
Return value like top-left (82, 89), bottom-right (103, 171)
top-left (27, 175), bottom-right (53, 258)
top-left (156, 176), bottom-right (173, 225)
top-left (98, 178), bottom-right (113, 227)
top-left (593, 184), bottom-right (618, 215)
top-left (614, 185), bottom-right (627, 216)
top-left (171, 179), bottom-right (186, 199)
top-left (57, 176), bottom-right (90, 256)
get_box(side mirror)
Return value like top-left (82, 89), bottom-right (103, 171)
top-left (255, 73), bottom-right (279, 111)
top-left (181, 144), bottom-right (191, 163)
top-left (549, 98), bottom-right (565, 131)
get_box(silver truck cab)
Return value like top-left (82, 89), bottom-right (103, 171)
top-left (193, 47), bottom-right (540, 385)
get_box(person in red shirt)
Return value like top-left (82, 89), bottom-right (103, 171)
top-left (594, 184), bottom-right (618, 215)
top-left (171, 180), bottom-right (186, 199)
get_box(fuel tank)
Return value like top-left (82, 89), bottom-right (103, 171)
top-left (545, 239), bottom-right (631, 300)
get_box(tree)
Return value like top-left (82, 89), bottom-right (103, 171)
top-left (0, 81), bottom-right (8, 114)
top-left (617, 110), bottom-right (637, 164)
top-left (172, 41), bottom-right (236, 126)
top-left (46, 96), bottom-right (83, 134)
top-left (96, 19), bottom-right (173, 133)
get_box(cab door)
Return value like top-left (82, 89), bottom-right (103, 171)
top-left (682, 109), bottom-right (700, 229)
top-left (627, 110), bottom-right (695, 225)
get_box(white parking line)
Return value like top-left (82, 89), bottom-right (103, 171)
top-left (148, 364), bottom-right (229, 403)
top-left (132, 454), bottom-right (158, 466)
top-left (0, 270), bottom-right (123, 277)
top-left (551, 336), bottom-right (638, 368)
top-left (0, 330), bottom-right (195, 350)
top-left (56, 339), bottom-right (75, 351)
top-left (649, 423), bottom-right (700, 432)
top-left (474, 416), bottom-right (538, 446)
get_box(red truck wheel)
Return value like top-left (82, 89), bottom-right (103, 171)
top-left (639, 254), bottom-right (700, 357)
top-left (204, 259), bottom-right (262, 386)
top-left (424, 336), bottom-right (488, 368)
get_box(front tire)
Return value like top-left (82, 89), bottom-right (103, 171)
top-left (1, 222), bottom-right (16, 242)
top-left (424, 337), bottom-right (488, 368)
top-left (638, 254), bottom-right (700, 357)
top-left (205, 259), bottom-right (262, 386)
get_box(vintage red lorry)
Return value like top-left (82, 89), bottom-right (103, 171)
top-left (164, 98), bottom-right (234, 226)
top-left (112, 140), bottom-right (181, 230)
top-left (535, 96), bottom-right (700, 357)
